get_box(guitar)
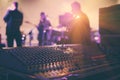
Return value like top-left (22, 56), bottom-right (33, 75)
top-left (25, 21), bottom-right (67, 35)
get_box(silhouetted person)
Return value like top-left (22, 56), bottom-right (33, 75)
top-left (37, 12), bottom-right (51, 46)
top-left (3, 2), bottom-right (23, 47)
top-left (69, 1), bottom-right (91, 45)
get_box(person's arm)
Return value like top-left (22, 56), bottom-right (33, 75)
top-left (18, 12), bottom-right (23, 26)
top-left (48, 20), bottom-right (51, 26)
top-left (20, 13), bottom-right (23, 25)
top-left (3, 10), bottom-right (11, 23)
top-left (44, 20), bottom-right (52, 30)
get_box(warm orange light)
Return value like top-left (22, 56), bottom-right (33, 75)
top-left (73, 15), bottom-right (80, 19)
top-left (75, 15), bottom-right (80, 19)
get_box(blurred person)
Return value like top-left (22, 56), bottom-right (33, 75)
top-left (37, 12), bottom-right (51, 46)
top-left (3, 2), bottom-right (23, 47)
top-left (69, 1), bottom-right (91, 45)
top-left (28, 30), bottom-right (33, 46)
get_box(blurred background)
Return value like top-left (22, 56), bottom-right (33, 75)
top-left (0, 0), bottom-right (120, 46)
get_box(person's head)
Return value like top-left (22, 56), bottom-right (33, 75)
top-left (71, 1), bottom-right (81, 14)
top-left (40, 12), bottom-right (46, 20)
top-left (13, 2), bottom-right (18, 9)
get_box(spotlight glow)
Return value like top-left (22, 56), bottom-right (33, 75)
top-left (73, 15), bottom-right (80, 19)
top-left (75, 15), bottom-right (80, 19)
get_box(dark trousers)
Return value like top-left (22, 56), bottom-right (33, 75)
top-left (38, 33), bottom-right (43, 46)
top-left (7, 34), bottom-right (22, 47)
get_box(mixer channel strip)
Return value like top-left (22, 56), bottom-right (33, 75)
top-left (0, 44), bottom-right (109, 79)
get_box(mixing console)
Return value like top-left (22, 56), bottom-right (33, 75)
top-left (0, 44), bottom-right (112, 80)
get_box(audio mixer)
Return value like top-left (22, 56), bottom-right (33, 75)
top-left (0, 44), bottom-right (119, 80)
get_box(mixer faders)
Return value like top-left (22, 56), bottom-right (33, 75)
top-left (0, 44), bottom-right (108, 79)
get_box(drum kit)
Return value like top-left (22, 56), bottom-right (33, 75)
top-left (43, 26), bottom-right (69, 45)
